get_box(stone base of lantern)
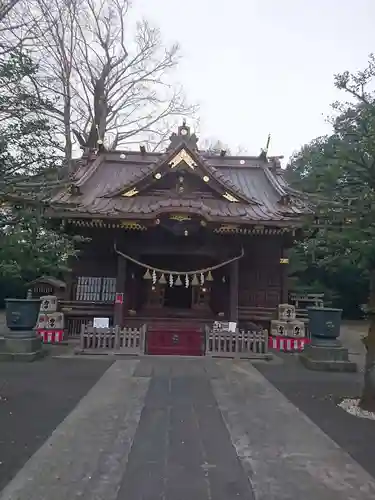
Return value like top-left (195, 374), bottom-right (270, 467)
top-left (0, 330), bottom-right (47, 362)
top-left (299, 341), bottom-right (357, 372)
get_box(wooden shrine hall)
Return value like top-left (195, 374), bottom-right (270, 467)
top-left (39, 123), bottom-right (311, 337)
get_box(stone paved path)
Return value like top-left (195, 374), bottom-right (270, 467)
top-left (1, 357), bottom-right (375, 500)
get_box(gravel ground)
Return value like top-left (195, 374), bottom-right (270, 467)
top-left (0, 358), bottom-right (113, 491)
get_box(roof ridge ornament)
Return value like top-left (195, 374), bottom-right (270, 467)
top-left (258, 133), bottom-right (271, 163)
top-left (167, 121), bottom-right (199, 151)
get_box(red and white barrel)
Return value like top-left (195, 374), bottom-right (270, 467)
top-left (37, 329), bottom-right (64, 343)
top-left (269, 336), bottom-right (310, 352)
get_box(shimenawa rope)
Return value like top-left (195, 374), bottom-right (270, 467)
top-left (113, 242), bottom-right (244, 275)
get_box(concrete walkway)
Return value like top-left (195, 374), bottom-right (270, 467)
top-left (1, 357), bottom-right (375, 500)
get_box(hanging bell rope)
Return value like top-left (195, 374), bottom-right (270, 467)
top-left (114, 242), bottom-right (244, 275)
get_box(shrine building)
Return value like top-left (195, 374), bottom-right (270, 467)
top-left (40, 123), bottom-right (311, 335)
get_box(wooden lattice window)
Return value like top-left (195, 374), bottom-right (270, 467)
top-left (74, 277), bottom-right (117, 302)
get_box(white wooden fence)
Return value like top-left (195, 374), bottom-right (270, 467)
top-left (205, 328), bottom-right (270, 359)
top-left (80, 325), bottom-right (146, 355)
top-left (78, 324), bottom-right (269, 359)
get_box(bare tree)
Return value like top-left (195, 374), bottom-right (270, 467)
top-left (0, 0), bottom-right (20, 21)
top-left (0, 0), bottom-right (40, 53)
top-left (0, 0), bottom-right (196, 161)
top-left (200, 138), bottom-right (231, 155)
top-left (28, 0), bottom-right (81, 163)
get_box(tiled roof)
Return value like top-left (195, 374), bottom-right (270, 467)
top-left (48, 127), bottom-right (311, 224)
top-left (50, 158), bottom-right (309, 225)
top-left (54, 195), bottom-right (303, 222)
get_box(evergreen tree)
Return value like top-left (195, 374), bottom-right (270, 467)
top-left (0, 51), bottom-right (76, 301)
top-left (287, 56), bottom-right (375, 410)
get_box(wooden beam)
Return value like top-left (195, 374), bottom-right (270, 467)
top-left (120, 242), bottom-right (231, 258)
top-left (229, 259), bottom-right (239, 323)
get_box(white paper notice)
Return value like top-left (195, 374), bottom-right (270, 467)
top-left (93, 317), bottom-right (109, 328)
top-left (228, 322), bottom-right (237, 332)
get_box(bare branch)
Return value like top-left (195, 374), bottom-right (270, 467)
top-left (0, 0), bottom-right (196, 156)
top-left (0, 0), bottom-right (21, 22)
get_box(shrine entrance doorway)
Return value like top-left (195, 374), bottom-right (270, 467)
top-left (141, 254), bottom-right (217, 319)
top-left (140, 253), bottom-right (218, 355)
top-left (164, 284), bottom-right (192, 309)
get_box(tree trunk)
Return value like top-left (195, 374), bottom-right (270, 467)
top-left (360, 269), bottom-right (375, 411)
top-left (64, 114), bottom-right (73, 168)
top-left (86, 75), bottom-right (108, 149)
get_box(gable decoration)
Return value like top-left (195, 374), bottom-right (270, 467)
top-left (169, 148), bottom-right (197, 170)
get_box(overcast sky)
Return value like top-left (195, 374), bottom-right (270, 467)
top-left (131, 0), bottom-right (375, 161)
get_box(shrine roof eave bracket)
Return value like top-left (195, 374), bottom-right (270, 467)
top-left (43, 208), bottom-right (305, 228)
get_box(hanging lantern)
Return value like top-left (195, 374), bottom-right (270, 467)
top-left (192, 274), bottom-right (199, 286)
top-left (200, 273), bottom-right (205, 285)
top-left (185, 274), bottom-right (189, 288)
top-left (169, 274), bottom-right (174, 287)
top-left (143, 269), bottom-right (151, 280)
top-left (206, 270), bottom-right (213, 281)
top-left (152, 270), bottom-right (157, 284)
top-left (159, 274), bottom-right (167, 284)
top-left (175, 275), bottom-right (182, 286)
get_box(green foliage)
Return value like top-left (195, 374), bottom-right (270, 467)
top-left (0, 52), bottom-right (58, 185)
top-left (0, 207), bottom-right (72, 278)
top-left (286, 55), bottom-right (375, 317)
top-left (0, 51), bottom-right (77, 304)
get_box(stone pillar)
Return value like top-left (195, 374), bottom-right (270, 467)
top-left (229, 259), bottom-right (239, 323)
top-left (114, 255), bottom-right (127, 327)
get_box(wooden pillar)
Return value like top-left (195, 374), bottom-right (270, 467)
top-left (64, 257), bottom-right (74, 300)
top-left (280, 241), bottom-right (289, 304)
top-left (229, 259), bottom-right (239, 323)
top-left (114, 255), bottom-right (127, 326)
top-left (63, 271), bottom-right (73, 301)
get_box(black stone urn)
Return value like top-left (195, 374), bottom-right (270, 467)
top-left (5, 298), bottom-right (41, 335)
top-left (307, 307), bottom-right (342, 346)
